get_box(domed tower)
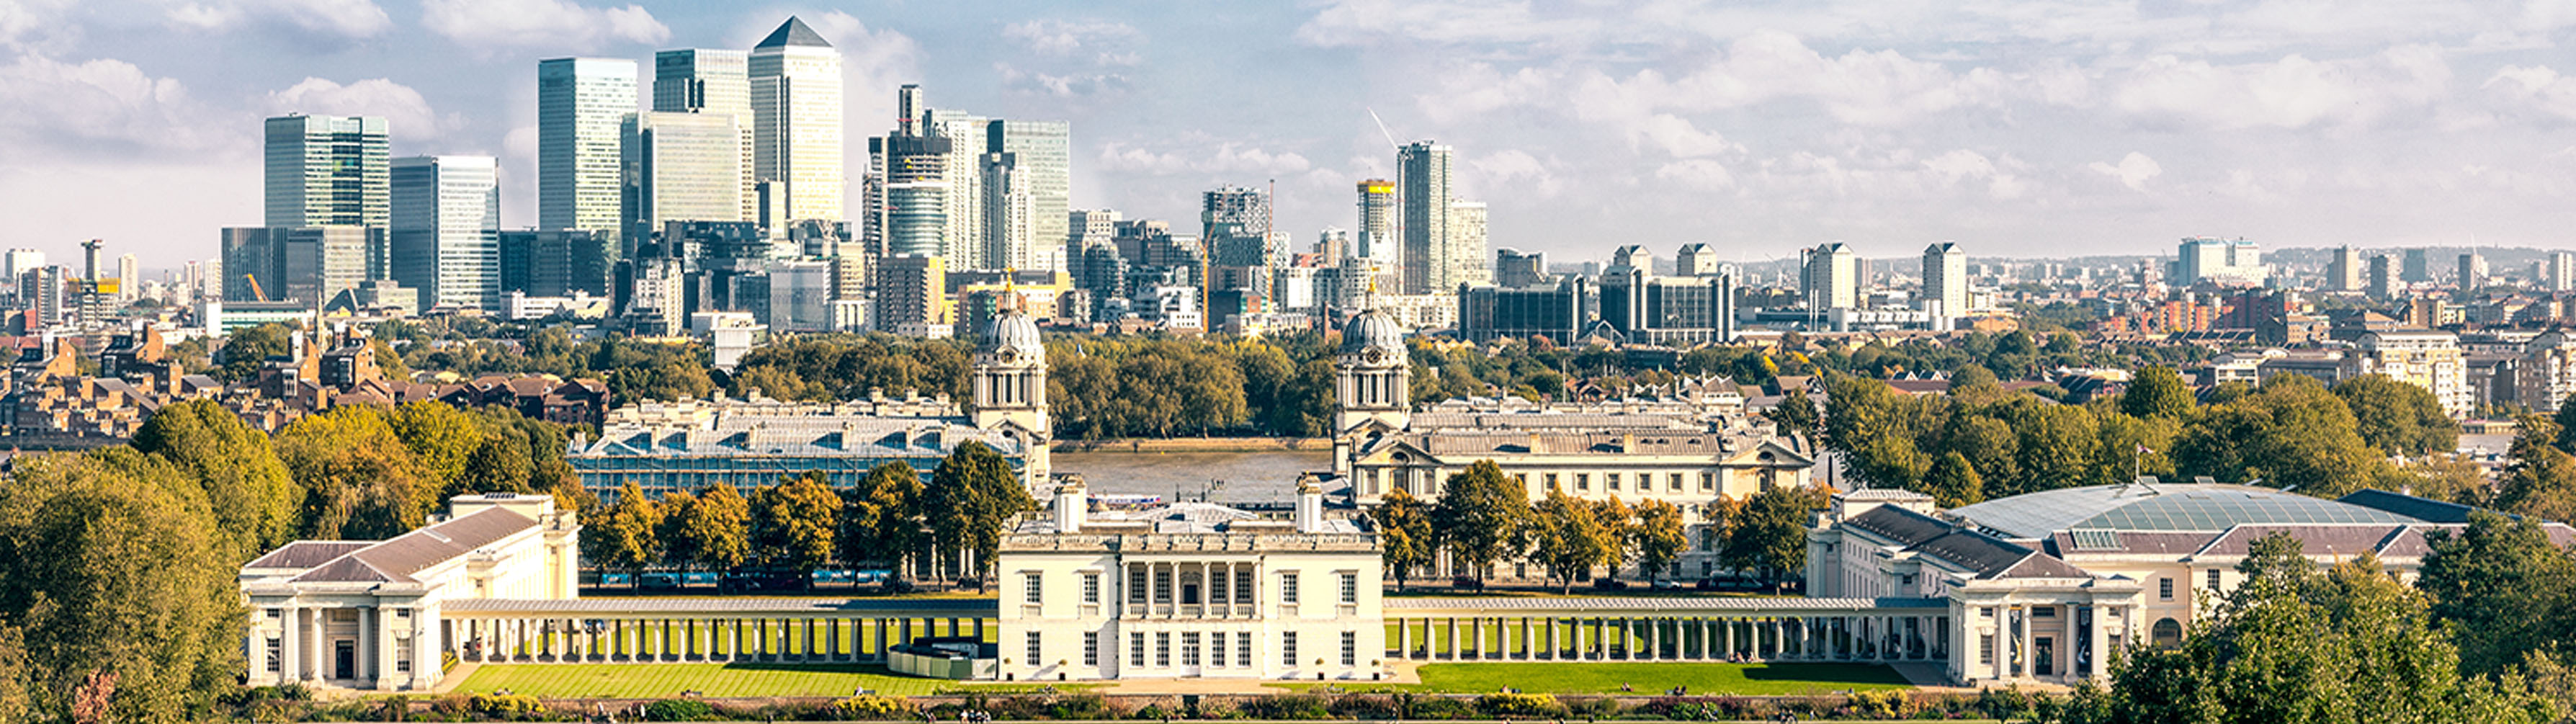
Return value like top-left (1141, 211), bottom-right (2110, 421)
top-left (1335, 308), bottom-right (1412, 438)
top-left (975, 295), bottom-right (1050, 487)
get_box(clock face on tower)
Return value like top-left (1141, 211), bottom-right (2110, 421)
top-left (1362, 347), bottom-right (1385, 365)
top-left (998, 348), bottom-right (1019, 365)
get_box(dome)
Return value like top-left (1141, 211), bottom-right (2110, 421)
top-left (1946, 483), bottom-right (2421, 540)
top-left (983, 309), bottom-right (1044, 362)
top-left (1340, 309), bottom-right (1408, 365)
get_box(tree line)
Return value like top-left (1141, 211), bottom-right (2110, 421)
top-left (1812, 365), bottom-right (2490, 507)
top-left (580, 442), bottom-right (1036, 587)
top-left (1369, 461), bottom-right (1828, 592)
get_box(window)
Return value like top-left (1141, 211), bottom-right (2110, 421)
top-left (1604, 473), bottom-right (1617, 491)
top-left (2205, 569), bottom-right (2221, 591)
top-left (1130, 633), bottom-right (1145, 667)
top-left (1339, 573), bottom-right (1359, 604)
top-left (1182, 633), bottom-right (1201, 666)
top-left (1129, 569), bottom-right (1148, 604)
top-left (1669, 473), bottom-right (1684, 492)
top-left (2159, 577), bottom-right (2174, 600)
top-left (1082, 573), bottom-right (1101, 604)
top-left (1700, 473), bottom-right (1714, 491)
top-left (2151, 618), bottom-right (2183, 649)
top-left (1980, 634), bottom-right (1995, 664)
top-left (1155, 570), bottom-right (1173, 604)
top-left (1551, 473), bottom-right (1566, 491)
top-left (265, 638), bottom-right (281, 671)
top-left (2034, 605), bottom-right (2056, 617)
top-left (1024, 573), bottom-right (1043, 604)
top-left (1281, 573), bottom-right (1300, 603)
top-left (1341, 632), bottom-right (1358, 666)
top-left (1235, 571), bottom-right (1253, 603)
top-left (1155, 633), bottom-right (1171, 667)
top-left (1027, 631), bottom-right (1043, 663)
top-left (1083, 632), bottom-right (1100, 666)
top-left (1513, 473), bottom-right (1527, 488)
top-left (1980, 607), bottom-right (1994, 619)
top-left (1579, 473), bottom-right (1593, 491)
top-left (1282, 632), bottom-right (1298, 666)
top-left (1236, 632), bottom-right (1253, 668)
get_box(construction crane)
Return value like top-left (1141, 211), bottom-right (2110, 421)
top-left (243, 273), bottom-right (268, 303)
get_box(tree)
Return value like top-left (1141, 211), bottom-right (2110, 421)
top-left (1724, 486), bottom-right (1818, 588)
top-left (584, 482), bottom-right (663, 585)
top-left (1632, 499), bottom-right (1687, 581)
top-left (1768, 388), bottom-right (1820, 439)
top-left (0, 452), bottom-right (242, 723)
top-left (1371, 489), bottom-right (1436, 591)
top-left (2173, 375), bottom-right (2389, 499)
top-left (2498, 444), bottom-right (2576, 523)
top-left (2419, 511), bottom-right (2576, 676)
top-left (2119, 365), bottom-right (2195, 420)
top-left (215, 322), bottom-right (292, 381)
top-left (841, 462), bottom-right (926, 580)
top-left (2334, 374), bottom-right (2459, 457)
top-left (1592, 496), bottom-right (1635, 576)
top-left (1529, 489), bottom-right (1609, 593)
top-left (274, 406), bottom-right (431, 540)
top-left (1920, 451), bottom-right (1986, 508)
top-left (1428, 460), bottom-right (1530, 585)
top-left (392, 401), bottom-right (485, 496)
top-left (128, 398), bottom-right (300, 560)
top-left (926, 442), bottom-right (1035, 584)
top-left (664, 483), bottom-right (748, 575)
top-left (752, 474), bottom-right (841, 576)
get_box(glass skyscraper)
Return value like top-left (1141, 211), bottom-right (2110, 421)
top-left (391, 156), bottom-right (501, 311)
top-left (263, 115), bottom-right (388, 229)
top-left (538, 58), bottom-right (638, 238)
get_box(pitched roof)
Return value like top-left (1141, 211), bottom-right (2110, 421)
top-left (282, 506), bottom-right (537, 585)
top-left (756, 17), bottom-right (832, 49)
top-left (245, 541), bottom-right (373, 569)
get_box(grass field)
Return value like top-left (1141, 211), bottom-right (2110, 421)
top-left (1271, 662), bottom-right (1913, 696)
top-left (455, 663), bottom-right (1093, 699)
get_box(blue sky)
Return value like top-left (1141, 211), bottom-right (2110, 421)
top-left (6, 0), bottom-right (2576, 270)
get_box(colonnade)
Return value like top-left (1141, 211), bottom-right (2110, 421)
top-left (447, 615), bottom-right (994, 664)
top-left (1385, 612), bottom-right (1947, 663)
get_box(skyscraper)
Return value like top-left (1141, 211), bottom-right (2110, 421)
top-left (2552, 251), bottom-right (2576, 292)
top-left (622, 111), bottom-right (748, 242)
top-left (984, 120), bottom-right (1070, 272)
top-left (873, 86), bottom-right (952, 259)
top-left (1804, 242), bottom-right (1860, 310)
top-left (1397, 142), bottom-right (1450, 294)
top-left (1204, 185), bottom-right (1274, 268)
top-left (391, 156), bottom-right (501, 311)
top-left (2458, 251), bottom-right (2487, 292)
top-left (3, 249), bottom-right (43, 280)
top-left (925, 107), bottom-right (990, 265)
top-left (1921, 241), bottom-right (1967, 318)
top-left (751, 17), bottom-right (845, 223)
top-left (1355, 179), bottom-right (1395, 263)
top-left (653, 48), bottom-right (756, 223)
top-left (2368, 254), bottom-right (2399, 299)
top-left (2402, 249), bottom-right (2430, 283)
top-left (538, 58), bottom-right (637, 239)
top-left (115, 253), bottom-right (136, 302)
top-left (1446, 201), bottom-right (1488, 287)
top-left (2327, 246), bottom-right (2363, 292)
top-left (264, 115), bottom-right (389, 228)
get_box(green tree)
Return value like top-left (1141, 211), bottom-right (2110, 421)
top-left (274, 406), bottom-right (431, 540)
top-left (1429, 460), bottom-right (1530, 586)
top-left (216, 322), bottom-right (292, 381)
top-left (665, 483), bottom-right (748, 574)
top-left (1592, 496), bottom-right (1635, 576)
top-left (1529, 489), bottom-right (1609, 593)
top-left (1632, 499), bottom-right (1687, 581)
top-left (0, 452), bottom-right (243, 724)
top-left (128, 398), bottom-right (300, 560)
top-left (752, 474), bottom-right (841, 575)
top-left (1723, 486), bottom-right (1818, 589)
top-left (2119, 365), bottom-right (2196, 420)
top-left (2334, 374), bottom-right (2460, 457)
top-left (841, 462), bottom-right (926, 580)
top-left (1920, 451), bottom-right (1986, 508)
top-left (584, 482), bottom-right (663, 585)
top-left (2420, 511), bottom-right (2576, 676)
top-left (392, 401), bottom-right (485, 496)
top-left (1371, 489), bottom-right (1436, 591)
top-left (1768, 388), bottom-right (1820, 439)
top-left (926, 442), bottom-right (1035, 584)
top-left (2498, 444), bottom-right (2576, 523)
top-left (2173, 375), bottom-right (2389, 499)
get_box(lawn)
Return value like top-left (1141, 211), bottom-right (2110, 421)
top-left (455, 663), bottom-right (1093, 699)
top-left (1270, 662), bottom-right (1913, 696)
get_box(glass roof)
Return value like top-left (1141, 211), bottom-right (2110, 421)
top-left (1949, 483), bottom-right (2424, 539)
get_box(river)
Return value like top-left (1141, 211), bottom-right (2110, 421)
top-left (1053, 450), bottom-right (1331, 505)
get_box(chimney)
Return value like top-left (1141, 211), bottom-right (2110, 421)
top-left (1295, 474), bottom-right (1325, 533)
top-left (1054, 475), bottom-right (1088, 533)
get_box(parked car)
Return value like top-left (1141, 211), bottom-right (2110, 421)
top-left (1592, 578), bottom-right (1630, 591)
top-left (1650, 578), bottom-right (1681, 590)
top-left (877, 578), bottom-right (918, 595)
top-left (640, 573), bottom-right (681, 589)
top-left (1451, 576), bottom-right (1485, 591)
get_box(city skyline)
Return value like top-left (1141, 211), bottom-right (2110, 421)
top-left (11, 0), bottom-right (2576, 266)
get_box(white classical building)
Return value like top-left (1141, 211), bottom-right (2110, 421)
top-left (241, 494), bottom-right (579, 690)
top-left (995, 477), bottom-right (1385, 681)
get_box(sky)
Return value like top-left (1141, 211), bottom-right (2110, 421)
top-left (7, 0), bottom-right (2576, 272)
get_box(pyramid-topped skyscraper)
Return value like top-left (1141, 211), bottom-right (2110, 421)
top-left (751, 16), bottom-right (845, 224)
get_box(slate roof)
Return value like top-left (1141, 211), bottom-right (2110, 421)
top-left (286, 506), bottom-right (537, 584)
top-left (1846, 505), bottom-right (2089, 580)
top-left (2189, 524), bottom-right (2415, 558)
top-left (245, 541), bottom-right (373, 569)
top-left (756, 17), bottom-right (831, 48)
top-left (2338, 489), bottom-right (2482, 524)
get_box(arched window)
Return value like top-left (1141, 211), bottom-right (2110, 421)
top-left (2151, 618), bottom-right (2183, 650)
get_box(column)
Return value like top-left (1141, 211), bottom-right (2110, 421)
top-left (282, 606), bottom-right (303, 681)
top-left (2016, 605), bottom-right (2034, 680)
top-left (2088, 607), bottom-right (2111, 683)
top-left (1397, 618), bottom-right (1410, 659)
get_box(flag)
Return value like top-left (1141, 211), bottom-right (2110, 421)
top-left (2137, 443), bottom-right (2154, 455)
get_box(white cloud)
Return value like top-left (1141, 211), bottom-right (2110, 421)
top-left (0, 53), bottom-right (220, 156)
top-left (998, 63), bottom-right (1131, 98)
top-left (0, 0), bottom-right (80, 53)
top-left (1097, 140), bottom-right (1313, 177)
top-left (1295, 0), bottom-right (1590, 49)
top-left (1653, 158), bottom-right (1736, 190)
top-left (1467, 149), bottom-right (1559, 197)
top-left (1003, 19), bottom-right (1141, 63)
top-left (265, 77), bottom-right (442, 139)
top-left (2110, 45), bottom-right (2451, 130)
top-left (2089, 151), bottom-right (2163, 192)
top-left (420, 0), bottom-right (667, 51)
top-left (165, 0), bottom-right (390, 39)
top-left (2484, 65), bottom-right (2576, 122)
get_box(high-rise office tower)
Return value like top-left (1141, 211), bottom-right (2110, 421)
top-left (220, 227), bottom-right (372, 305)
top-left (1804, 242), bottom-right (1861, 310)
top-left (2459, 251), bottom-right (2487, 292)
top-left (2553, 251), bottom-right (2576, 292)
top-left (1446, 201), bottom-right (1488, 287)
top-left (2368, 254), bottom-right (2399, 299)
top-left (1674, 243), bottom-right (1722, 277)
top-left (924, 107), bottom-right (990, 265)
top-left (500, 230), bottom-right (615, 298)
top-left (1494, 248), bottom-right (1546, 287)
top-left (980, 149), bottom-right (1035, 271)
top-left (2402, 249), bottom-right (2430, 282)
top-left (2172, 236), bottom-right (2267, 286)
top-left (264, 115), bottom-right (389, 228)
top-left (1355, 179), bottom-right (1395, 263)
top-left (538, 58), bottom-right (637, 241)
top-left (4, 249), bottom-right (43, 280)
top-left (1204, 185), bottom-right (1274, 268)
top-left (1397, 143), bottom-right (1451, 294)
top-left (1921, 241), bottom-right (1967, 318)
top-left (2327, 246), bottom-right (2363, 292)
top-left (984, 120), bottom-right (1070, 272)
top-left (654, 48), bottom-right (757, 224)
top-left (1315, 228), bottom-right (1350, 266)
top-left (622, 111), bottom-right (748, 242)
top-left (115, 253), bottom-right (136, 301)
top-left (391, 156), bottom-right (501, 311)
top-left (751, 17), bottom-right (845, 223)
